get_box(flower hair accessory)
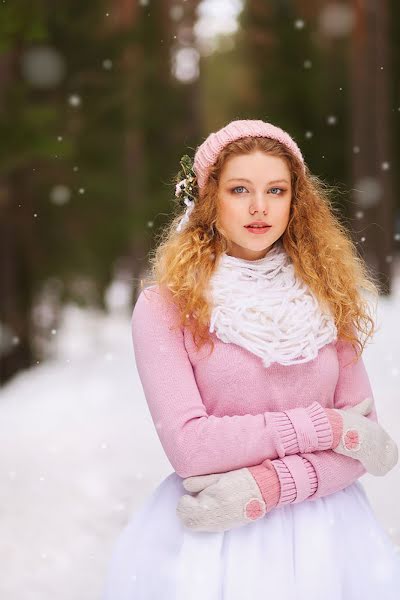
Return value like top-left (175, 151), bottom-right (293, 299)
top-left (175, 154), bottom-right (198, 232)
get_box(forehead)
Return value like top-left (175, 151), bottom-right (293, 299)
top-left (219, 151), bottom-right (291, 181)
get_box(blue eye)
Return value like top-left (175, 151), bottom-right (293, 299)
top-left (230, 186), bottom-right (286, 195)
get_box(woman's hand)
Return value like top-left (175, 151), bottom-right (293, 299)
top-left (176, 468), bottom-right (268, 532)
top-left (331, 397), bottom-right (398, 475)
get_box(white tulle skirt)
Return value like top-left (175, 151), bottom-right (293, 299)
top-left (102, 472), bottom-right (400, 600)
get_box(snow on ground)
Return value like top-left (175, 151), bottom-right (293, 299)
top-left (0, 271), bottom-right (400, 600)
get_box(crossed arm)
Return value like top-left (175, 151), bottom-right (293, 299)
top-left (131, 287), bottom-right (384, 511)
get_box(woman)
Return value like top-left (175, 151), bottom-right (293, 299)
top-left (103, 119), bottom-right (400, 599)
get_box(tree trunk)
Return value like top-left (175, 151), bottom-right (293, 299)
top-left (349, 0), bottom-right (394, 294)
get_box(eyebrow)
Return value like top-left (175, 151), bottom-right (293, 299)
top-left (225, 178), bottom-right (290, 184)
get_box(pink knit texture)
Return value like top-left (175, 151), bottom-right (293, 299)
top-left (271, 457), bottom-right (318, 505)
top-left (244, 498), bottom-right (266, 520)
top-left (193, 119), bottom-right (305, 190)
top-left (248, 460), bottom-right (281, 510)
top-left (325, 409), bottom-right (344, 448)
top-left (343, 429), bottom-right (361, 450)
top-left (271, 402), bottom-right (333, 456)
top-left (131, 285), bottom-right (379, 506)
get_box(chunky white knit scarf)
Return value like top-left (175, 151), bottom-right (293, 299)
top-left (206, 239), bottom-right (338, 367)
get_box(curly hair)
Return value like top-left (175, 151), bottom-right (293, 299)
top-left (140, 135), bottom-right (380, 362)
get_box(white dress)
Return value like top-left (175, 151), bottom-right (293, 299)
top-left (102, 471), bottom-right (400, 599)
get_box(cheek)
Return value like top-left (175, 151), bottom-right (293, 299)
top-left (219, 198), bottom-right (240, 223)
top-left (276, 199), bottom-right (291, 220)
top-left (217, 200), bottom-right (233, 233)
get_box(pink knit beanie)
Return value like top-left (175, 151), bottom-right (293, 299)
top-left (193, 119), bottom-right (305, 191)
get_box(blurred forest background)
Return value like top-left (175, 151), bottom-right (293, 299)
top-left (1, 0), bottom-right (400, 385)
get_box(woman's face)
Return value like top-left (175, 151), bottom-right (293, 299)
top-left (217, 151), bottom-right (292, 260)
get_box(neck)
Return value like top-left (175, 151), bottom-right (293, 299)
top-left (224, 240), bottom-right (283, 264)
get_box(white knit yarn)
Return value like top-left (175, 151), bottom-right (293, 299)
top-left (206, 239), bottom-right (338, 367)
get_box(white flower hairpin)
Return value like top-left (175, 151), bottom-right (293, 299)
top-left (175, 154), bottom-right (198, 232)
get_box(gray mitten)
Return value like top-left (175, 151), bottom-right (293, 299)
top-left (331, 397), bottom-right (398, 476)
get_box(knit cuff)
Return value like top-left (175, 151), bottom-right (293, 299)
top-left (271, 457), bottom-right (318, 507)
top-left (271, 401), bottom-right (333, 456)
top-left (325, 409), bottom-right (343, 448)
top-left (248, 459), bottom-right (281, 511)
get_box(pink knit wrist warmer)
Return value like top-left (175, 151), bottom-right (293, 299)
top-left (271, 401), bottom-right (334, 456)
top-left (325, 409), bottom-right (343, 448)
top-left (248, 460), bottom-right (281, 510)
top-left (272, 458), bottom-right (318, 506)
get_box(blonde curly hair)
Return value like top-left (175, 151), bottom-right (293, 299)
top-left (140, 135), bottom-right (380, 361)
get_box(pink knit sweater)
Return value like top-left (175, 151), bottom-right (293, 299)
top-left (131, 285), bottom-right (378, 509)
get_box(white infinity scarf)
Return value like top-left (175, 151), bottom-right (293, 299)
top-left (206, 239), bottom-right (338, 367)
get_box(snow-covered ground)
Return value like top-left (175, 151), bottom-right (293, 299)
top-left (0, 272), bottom-right (400, 600)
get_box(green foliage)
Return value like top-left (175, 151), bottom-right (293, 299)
top-left (175, 154), bottom-right (198, 204)
top-left (1, 0), bottom-right (205, 349)
top-left (0, 3), bottom-right (47, 51)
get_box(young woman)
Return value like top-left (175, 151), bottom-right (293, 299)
top-left (103, 119), bottom-right (400, 599)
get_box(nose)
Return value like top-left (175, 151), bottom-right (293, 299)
top-left (249, 191), bottom-right (269, 214)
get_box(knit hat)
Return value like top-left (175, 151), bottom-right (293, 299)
top-left (193, 119), bottom-right (305, 191)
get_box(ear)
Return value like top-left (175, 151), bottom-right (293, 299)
top-left (182, 473), bottom-right (220, 493)
top-left (347, 396), bottom-right (374, 416)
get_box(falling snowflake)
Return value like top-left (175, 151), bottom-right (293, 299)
top-left (294, 19), bottom-right (305, 29)
top-left (50, 185), bottom-right (71, 206)
top-left (68, 94), bottom-right (81, 107)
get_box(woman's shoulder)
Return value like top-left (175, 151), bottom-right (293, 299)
top-left (135, 283), bottom-right (175, 304)
top-left (132, 284), bottom-right (180, 322)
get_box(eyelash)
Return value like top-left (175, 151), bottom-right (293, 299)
top-left (231, 186), bottom-right (286, 195)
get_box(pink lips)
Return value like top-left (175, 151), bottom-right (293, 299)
top-left (245, 225), bottom-right (271, 234)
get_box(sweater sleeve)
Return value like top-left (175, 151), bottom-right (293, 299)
top-left (131, 286), bottom-right (334, 478)
top-left (266, 337), bottom-right (377, 507)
